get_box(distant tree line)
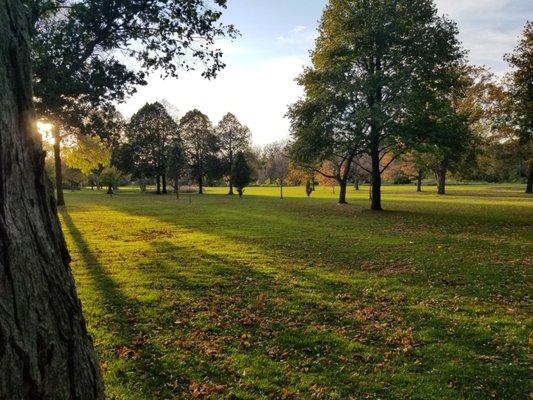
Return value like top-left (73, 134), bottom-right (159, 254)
top-left (111, 105), bottom-right (255, 196)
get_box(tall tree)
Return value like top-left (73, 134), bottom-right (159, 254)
top-left (505, 21), bottom-right (533, 193)
top-left (0, 0), bottom-right (103, 397)
top-left (29, 0), bottom-right (236, 204)
top-left (290, 0), bottom-right (463, 210)
top-left (180, 110), bottom-right (220, 194)
top-left (167, 139), bottom-right (188, 198)
top-left (216, 113), bottom-right (251, 194)
top-left (127, 103), bottom-right (179, 194)
top-left (231, 152), bottom-right (252, 197)
top-left (264, 141), bottom-right (290, 199)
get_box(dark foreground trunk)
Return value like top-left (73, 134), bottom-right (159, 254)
top-left (354, 178), bottom-right (359, 191)
top-left (417, 175), bottom-right (422, 192)
top-left (280, 180), bottom-right (284, 199)
top-left (370, 147), bottom-right (382, 210)
top-left (0, 2), bottom-right (104, 398)
top-left (527, 161), bottom-right (532, 194)
top-left (228, 179), bottom-right (234, 195)
top-left (53, 127), bottom-right (65, 206)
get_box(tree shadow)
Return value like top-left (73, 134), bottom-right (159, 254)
top-left (60, 210), bottom-right (201, 399)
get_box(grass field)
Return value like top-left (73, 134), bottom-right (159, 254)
top-left (59, 184), bottom-right (532, 400)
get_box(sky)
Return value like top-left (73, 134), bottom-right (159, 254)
top-left (117, 0), bottom-right (531, 145)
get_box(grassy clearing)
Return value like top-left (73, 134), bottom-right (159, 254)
top-left (59, 184), bottom-right (532, 399)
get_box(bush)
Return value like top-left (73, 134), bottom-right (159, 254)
top-left (393, 175), bottom-right (412, 184)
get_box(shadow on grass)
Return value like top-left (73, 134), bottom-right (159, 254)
top-left (60, 210), bottom-right (199, 399)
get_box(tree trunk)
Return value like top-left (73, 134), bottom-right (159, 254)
top-left (156, 174), bottom-right (161, 194)
top-left (370, 146), bottom-right (382, 210)
top-left (417, 175), bottom-right (422, 192)
top-left (198, 176), bottom-right (203, 194)
top-left (107, 185), bottom-right (113, 196)
top-left (436, 165), bottom-right (447, 195)
top-left (354, 178), bottom-right (359, 191)
top-left (228, 179), bottom-right (234, 195)
top-left (53, 127), bottom-right (65, 206)
top-left (162, 174), bottom-right (167, 194)
top-left (174, 174), bottom-right (180, 199)
top-left (280, 180), bottom-right (283, 199)
top-left (526, 160), bottom-right (533, 194)
top-left (0, 2), bottom-right (104, 398)
top-left (338, 180), bottom-right (347, 204)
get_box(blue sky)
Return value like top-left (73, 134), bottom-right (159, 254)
top-left (118, 0), bottom-right (531, 145)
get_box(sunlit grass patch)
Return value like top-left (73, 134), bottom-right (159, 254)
top-left (60, 184), bottom-right (532, 399)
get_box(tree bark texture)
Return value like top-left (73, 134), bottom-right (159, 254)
top-left (0, 1), bottom-right (104, 398)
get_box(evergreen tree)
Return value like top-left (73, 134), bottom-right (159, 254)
top-left (231, 152), bottom-right (252, 197)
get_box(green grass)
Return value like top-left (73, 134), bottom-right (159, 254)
top-left (59, 184), bottom-right (532, 399)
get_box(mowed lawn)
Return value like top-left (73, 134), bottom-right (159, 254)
top-left (58, 184), bottom-right (532, 400)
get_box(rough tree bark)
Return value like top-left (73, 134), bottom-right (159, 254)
top-left (0, 1), bottom-right (104, 398)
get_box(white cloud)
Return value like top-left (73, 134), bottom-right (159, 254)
top-left (293, 25), bottom-right (307, 33)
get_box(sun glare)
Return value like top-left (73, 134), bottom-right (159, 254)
top-left (36, 121), bottom-right (55, 145)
